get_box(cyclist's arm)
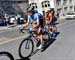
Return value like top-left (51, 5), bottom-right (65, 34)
top-left (32, 20), bottom-right (40, 29)
top-left (23, 20), bottom-right (29, 28)
top-left (32, 15), bottom-right (40, 29)
top-left (49, 14), bottom-right (53, 23)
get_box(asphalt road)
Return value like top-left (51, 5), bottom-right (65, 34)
top-left (0, 19), bottom-right (75, 60)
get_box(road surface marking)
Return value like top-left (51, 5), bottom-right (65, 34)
top-left (0, 34), bottom-right (29, 45)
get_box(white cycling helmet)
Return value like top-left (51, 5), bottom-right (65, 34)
top-left (27, 6), bottom-right (34, 12)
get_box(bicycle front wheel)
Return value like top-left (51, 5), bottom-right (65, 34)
top-left (0, 52), bottom-right (14, 60)
top-left (19, 38), bottom-right (34, 59)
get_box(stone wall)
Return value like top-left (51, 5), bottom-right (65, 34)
top-left (0, 0), bottom-right (28, 15)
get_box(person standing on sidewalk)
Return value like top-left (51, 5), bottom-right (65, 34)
top-left (16, 13), bottom-right (21, 25)
top-left (4, 13), bottom-right (9, 26)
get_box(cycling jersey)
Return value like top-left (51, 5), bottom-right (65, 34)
top-left (28, 12), bottom-right (43, 28)
top-left (46, 12), bottom-right (54, 25)
top-left (27, 12), bottom-right (44, 32)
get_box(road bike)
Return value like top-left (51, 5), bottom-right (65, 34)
top-left (18, 28), bottom-right (51, 59)
top-left (0, 51), bottom-right (14, 60)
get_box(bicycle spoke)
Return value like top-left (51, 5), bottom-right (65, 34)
top-left (25, 40), bottom-right (30, 49)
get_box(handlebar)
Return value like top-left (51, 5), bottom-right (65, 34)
top-left (19, 28), bottom-right (29, 33)
top-left (19, 27), bottom-right (37, 34)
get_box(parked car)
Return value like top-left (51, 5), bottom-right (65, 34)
top-left (65, 13), bottom-right (75, 19)
top-left (0, 19), bottom-right (7, 26)
top-left (17, 17), bottom-right (26, 24)
top-left (9, 15), bottom-right (16, 24)
top-left (0, 15), bottom-right (7, 26)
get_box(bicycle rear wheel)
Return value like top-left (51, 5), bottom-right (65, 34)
top-left (19, 38), bottom-right (34, 59)
top-left (53, 25), bottom-right (57, 33)
top-left (0, 52), bottom-right (14, 60)
top-left (42, 31), bottom-right (51, 41)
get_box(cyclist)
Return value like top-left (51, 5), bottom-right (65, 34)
top-left (45, 9), bottom-right (56, 39)
top-left (20, 7), bottom-right (44, 49)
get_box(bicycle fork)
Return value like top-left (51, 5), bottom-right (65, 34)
top-left (25, 40), bottom-right (30, 49)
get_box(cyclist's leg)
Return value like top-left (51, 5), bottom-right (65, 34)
top-left (38, 28), bottom-right (43, 44)
top-left (37, 27), bottom-right (43, 49)
top-left (51, 24), bottom-right (55, 32)
top-left (49, 24), bottom-right (53, 34)
top-left (50, 23), bottom-right (56, 38)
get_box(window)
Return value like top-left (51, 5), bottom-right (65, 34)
top-left (64, 7), bottom-right (68, 12)
top-left (29, 2), bottom-right (37, 9)
top-left (57, 9), bottom-right (61, 14)
top-left (63, 0), bottom-right (67, 5)
top-left (42, 5), bottom-right (44, 8)
top-left (41, 2), bottom-right (43, 4)
top-left (41, 1), bottom-right (50, 8)
top-left (74, 6), bottom-right (75, 12)
top-left (45, 4), bottom-right (47, 7)
top-left (35, 6), bottom-right (37, 8)
top-left (47, 1), bottom-right (49, 3)
top-left (70, 6), bottom-right (73, 11)
top-left (32, 3), bottom-right (34, 5)
top-left (30, 4), bottom-right (31, 6)
top-left (48, 4), bottom-right (50, 7)
top-left (56, 0), bottom-right (61, 6)
top-left (69, 0), bottom-right (72, 3)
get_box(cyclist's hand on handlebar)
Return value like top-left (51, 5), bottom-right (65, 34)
top-left (19, 26), bottom-right (25, 33)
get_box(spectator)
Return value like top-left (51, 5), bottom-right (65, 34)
top-left (16, 13), bottom-right (21, 25)
top-left (4, 13), bottom-right (9, 25)
top-left (1, 16), bottom-right (7, 26)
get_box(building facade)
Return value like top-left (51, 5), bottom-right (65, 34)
top-left (28, 0), bottom-right (55, 14)
top-left (28, 0), bottom-right (75, 17)
top-left (55, 0), bottom-right (75, 17)
top-left (0, 0), bottom-right (28, 15)
top-left (1, 0), bottom-right (74, 18)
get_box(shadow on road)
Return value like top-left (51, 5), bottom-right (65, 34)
top-left (0, 32), bottom-right (60, 60)
top-left (41, 38), bottom-right (56, 52)
top-left (26, 32), bottom-right (60, 57)
top-left (55, 32), bottom-right (60, 38)
top-left (16, 57), bottom-right (30, 60)
top-left (30, 49), bottom-right (40, 57)
top-left (41, 32), bottom-right (60, 52)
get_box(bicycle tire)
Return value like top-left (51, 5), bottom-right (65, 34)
top-left (0, 51), bottom-right (14, 60)
top-left (19, 38), bottom-right (34, 59)
top-left (42, 31), bottom-right (51, 41)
